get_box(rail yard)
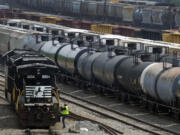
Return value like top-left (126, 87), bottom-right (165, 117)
top-left (1, 0), bottom-right (180, 135)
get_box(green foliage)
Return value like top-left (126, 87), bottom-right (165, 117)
top-left (165, 0), bottom-right (180, 4)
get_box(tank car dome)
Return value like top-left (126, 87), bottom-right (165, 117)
top-left (133, 8), bottom-right (143, 25)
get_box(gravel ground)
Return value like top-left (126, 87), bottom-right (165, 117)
top-left (0, 90), bottom-right (22, 135)
top-left (0, 91), bottom-right (109, 135)
top-left (61, 100), bottom-right (153, 135)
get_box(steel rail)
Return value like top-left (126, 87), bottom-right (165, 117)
top-left (69, 112), bottom-right (121, 135)
top-left (60, 91), bottom-right (177, 135)
top-left (24, 128), bottom-right (57, 135)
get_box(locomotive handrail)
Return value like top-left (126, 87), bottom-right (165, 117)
top-left (52, 89), bottom-right (61, 109)
top-left (16, 89), bottom-right (24, 112)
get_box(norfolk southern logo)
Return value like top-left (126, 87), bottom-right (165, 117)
top-left (35, 87), bottom-right (42, 96)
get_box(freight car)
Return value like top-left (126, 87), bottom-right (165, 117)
top-left (4, 19), bottom-right (180, 58)
top-left (15, 0), bottom-right (179, 29)
top-left (0, 10), bottom-right (176, 42)
top-left (3, 49), bottom-right (60, 127)
top-left (6, 19), bottom-right (95, 43)
top-left (5, 19), bottom-right (105, 49)
top-left (0, 24), bottom-right (48, 54)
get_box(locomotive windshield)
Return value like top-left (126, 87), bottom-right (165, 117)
top-left (25, 74), bottom-right (55, 86)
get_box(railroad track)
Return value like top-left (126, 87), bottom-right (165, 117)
top-left (0, 67), bottom-right (5, 94)
top-left (59, 89), bottom-right (178, 135)
top-left (24, 128), bottom-right (57, 135)
top-left (69, 112), bottom-right (121, 135)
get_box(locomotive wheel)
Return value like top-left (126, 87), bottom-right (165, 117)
top-left (10, 93), bottom-right (14, 105)
top-left (5, 89), bottom-right (7, 99)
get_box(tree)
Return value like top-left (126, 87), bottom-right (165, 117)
top-left (165, 0), bottom-right (180, 4)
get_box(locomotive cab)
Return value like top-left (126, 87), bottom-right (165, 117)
top-left (22, 67), bottom-right (56, 105)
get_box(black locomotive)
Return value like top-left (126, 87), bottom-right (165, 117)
top-left (3, 49), bottom-right (60, 127)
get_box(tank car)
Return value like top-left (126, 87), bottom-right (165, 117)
top-left (140, 63), bottom-right (172, 100)
top-left (116, 58), bottom-right (152, 95)
top-left (56, 44), bottom-right (88, 74)
top-left (3, 49), bottom-right (60, 127)
top-left (31, 37), bottom-right (88, 78)
top-left (77, 51), bottom-right (101, 81)
top-left (156, 67), bottom-right (180, 105)
top-left (140, 62), bottom-right (180, 106)
top-left (92, 51), bottom-right (128, 87)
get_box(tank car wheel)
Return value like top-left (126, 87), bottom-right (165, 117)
top-left (62, 77), bottom-right (67, 84)
top-left (82, 84), bottom-right (88, 92)
top-left (174, 112), bottom-right (180, 121)
top-left (168, 109), bottom-right (173, 116)
top-left (100, 89), bottom-right (105, 96)
top-left (93, 88), bottom-right (99, 94)
top-left (77, 82), bottom-right (81, 88)
top-left (148, 103), bottom-right (156, 114)
top-left (80, 83), bottom-right (85, 89)
top-left (135, 98), bottom-right (142, 105)
top-left (155, 104), bottom-right (160, 114)
top-left (58, 76), bottom-right (62, 83)
top-left (117, 93), bottom-right (122, 101)
top-left (144, 102), bottom-right (149, 109)
top-left (120, 93), bottom-right (128, 103)
top-left (82, 83), bottom-right (88, 90)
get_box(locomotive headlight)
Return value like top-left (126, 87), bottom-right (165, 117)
top-left (47, 98), bottom-right (52, 103)
top-left (47, 107), bottom-right (50, 111)
top-left (27, 107), bottom-right (31, 112)
top-left (26, 98), bottom-right (30, 103)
